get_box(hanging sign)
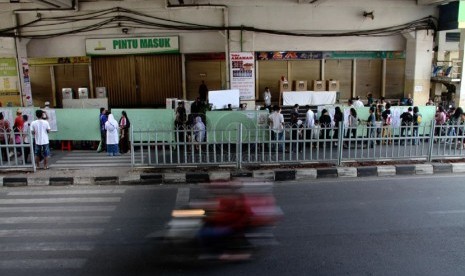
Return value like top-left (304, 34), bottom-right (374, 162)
top-left (230, 52), bottom-right (255, 100)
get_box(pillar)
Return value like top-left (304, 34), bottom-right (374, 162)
top-left (404, 30), bottom-right (434, 106)
top-left (458, 29), bottom-right (465, 108)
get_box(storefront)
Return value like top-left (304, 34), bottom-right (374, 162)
top-left (256, 51), bottom-right (406, 104)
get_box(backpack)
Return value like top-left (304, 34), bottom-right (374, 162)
top-left (385, 114), bottom-right (392, 126)
top-left (416, 113), bottom-right (422, 124)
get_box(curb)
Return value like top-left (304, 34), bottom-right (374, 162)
top-left (2, 163), bottom-right (465, 187)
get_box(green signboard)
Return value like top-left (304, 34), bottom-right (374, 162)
top-left (460, 0), bottom-right (465, 28)
top-left (86, 36), bottom-right (180, 56)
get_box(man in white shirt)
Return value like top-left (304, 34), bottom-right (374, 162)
top-left (30, 109), bottom-right (51, 170)
top-left (304, 105), bottom-right (315, 145)
top-left (353, 96), bottom-right (365, 108)
top-left (268, 105), bottom-right (284, 151)
top-left (305, 105), bottom-right (315, 129)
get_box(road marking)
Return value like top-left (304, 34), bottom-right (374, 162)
top-left (0, 206), bottom-right (116, 213)
top-left (0, 258), bottom-right (87, 269)
top-left (8, 189), bottom-right (126, 196)
top-left (175, 188), bottom-right (190, 208)
top-left (0, 197), bottom-right (121, 204)
top-left (0, 216), bottom-right (111, 224)
top-left (428, 210), bottom-right (465, 215)
top-left (0, 228), bottom-right (104, 237)
top-left (0, 242), bottom-right (94, 252)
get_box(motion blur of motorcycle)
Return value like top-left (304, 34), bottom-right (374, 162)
top-left (150, 181), bottom-right (283, 263)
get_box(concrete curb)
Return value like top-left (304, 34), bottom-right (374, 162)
top-left (2, 163), bottom-right (465, 187)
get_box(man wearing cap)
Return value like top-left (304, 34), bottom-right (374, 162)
top-left (14, 109), bottom-right (24, 133)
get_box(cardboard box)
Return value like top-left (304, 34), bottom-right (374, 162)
top-left (62, 88), bottom-right (73, 99)
top-left (279, 80), bottom-right (291, 92)
top-left (313, 80), bottom-right (326, 91)
top-left (95, 87), bottom-right (107, 98)
top-left (78, 88), bottom-right (89, 99)
top-left (293, 80), bottom-right (308, 91)
top-left (327, 80), bottom-right (340, 91)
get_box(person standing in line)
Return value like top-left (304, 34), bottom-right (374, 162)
top-left (434, 105), bottom-right (447, 142)
top-left (290, 104), bottom-right (300, 152)
top-left (366, 106), bottom-right (376, 148)
top-left (193, 116), bottom-right (206, 151)
top-left (30, 109), bottom-right (51, 169)
top-left (119, 111), bottom-right (131, 154)
top-left (98, 108), bottom-right (108, 152)
top-left (366, 93), bottom-right (374, 106)
top-left (353, 96), bottom-right (364, 108)
top-left (319, 109), bottom-right (332, 142)
top-left (269, 105), bottom-right (285, 151)
top-left (105, 113), bottom-right (120, 156)
top-left (199, 80), bottom-right (208, 102)
top-left (400, 107), bottom-right (414, 145)
top-left (332, 106), bottom-right (344, 147)
top-left (412, 106), bottom-right (422, 145)
top-left (381, 102), bottom-right (392, 145)
top-left (344, 108), bottom-right (358, 148)
top-left (347, 99), bottom-right (355, 109)
top-left (305, 105), bottom-right (315, 148)
top-left (21, 114), bottom-right (31, 163)
top-left (0, 112), bottom-right (11, 161)
top-left (263, 87), bottom-right (272, 111)
top-left (13, 109), bottom-right (24, 156)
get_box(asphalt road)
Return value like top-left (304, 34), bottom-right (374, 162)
top-left (1, 175), bottom-right (465, 275)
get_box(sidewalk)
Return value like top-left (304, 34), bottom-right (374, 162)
top-left (1, 150), bottom-right (465, 187)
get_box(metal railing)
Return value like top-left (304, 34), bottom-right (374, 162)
top-left (0, 130), bottom-right (35, 171)
top-left (131, 121), bottom-right (465, 168)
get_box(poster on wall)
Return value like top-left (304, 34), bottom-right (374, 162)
top-left (21, 58), bottom-right (33, 107)
top-left (0, 58), bottom-right (20, 106)
top-left (230, 52), bottom-right (255, 100)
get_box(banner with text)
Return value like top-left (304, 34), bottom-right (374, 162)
top-left (86, 36), bottom-right (179, 56)
top-left (0, 58), bottom-right (20, 106)
top-left (230, 52), bottom-right (255, 100)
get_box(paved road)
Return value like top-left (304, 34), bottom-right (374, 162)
top-left (1, 175), bottom-right (465, 275)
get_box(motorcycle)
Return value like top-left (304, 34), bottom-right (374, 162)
top-left (147, 181), bottom-right (283, 264)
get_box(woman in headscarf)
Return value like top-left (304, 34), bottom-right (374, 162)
top-left (119, 111), bottom-right (131, 154)
top-left (319, 109), bottom-right (332, 140)
top-left (105, 113), bottom-right (120, 156)
top-left (193, 116), bottom-right (206, 151)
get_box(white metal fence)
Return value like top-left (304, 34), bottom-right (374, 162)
top-left (130, 121), bottom-right (465, 168)
top-left (0, 130), bottom-right (35, 171)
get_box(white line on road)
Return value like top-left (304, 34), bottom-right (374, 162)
top-left (0, 258), bottom-right (87, 269)
top-left (7, 189), bottom-right (126, 196)
top-left (0, 206), bottom-right (116, 213)
top-left (0, 228), bottom-right (104, 238)
top-left (428, 210), bottom-right (465, 215)
top-left (175, 188), bottom-right (190, 208)
top-left (0, 216), bottom-right (111, 224)
top-left (0, 197), bottom-right (121, 204)
top-left (0, 242), bottom-right (94, 252)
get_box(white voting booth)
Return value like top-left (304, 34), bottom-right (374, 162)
top-left (208, 89), bottom-right (240, 110)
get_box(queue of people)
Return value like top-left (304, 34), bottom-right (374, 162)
top-left (264, 100), bottom-right (465, 152)
top-left (97, 108), bottom-right (131, 156)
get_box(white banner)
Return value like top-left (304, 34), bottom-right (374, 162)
top-left (230, 52), bottom-right (255, 100)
